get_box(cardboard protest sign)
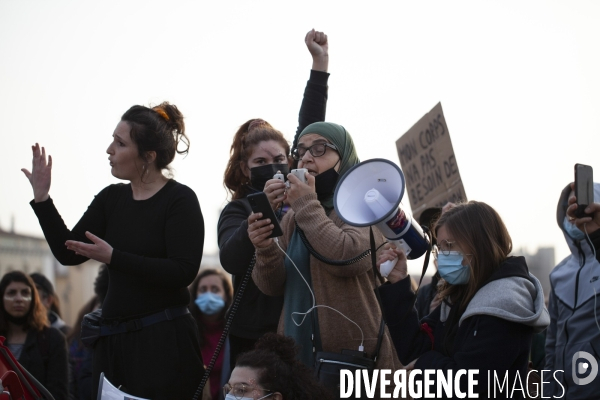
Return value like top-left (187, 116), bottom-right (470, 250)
top-left (395, 102), bottom-right (467, 222)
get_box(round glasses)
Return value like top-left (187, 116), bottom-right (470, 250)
top-left (291, 142), bottom-right (337, 161)
top-left (436, 240), bottom-right (467, 257)
top-left (223, 383), bottom-right (272, 400)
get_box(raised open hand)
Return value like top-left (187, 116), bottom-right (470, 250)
top-left (21, 143), bottom-right (52, 203)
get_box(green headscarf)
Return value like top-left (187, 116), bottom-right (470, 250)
top-left (298, 122), bottom-right (360, 210)
top-left (284, 122), bottom-right (360, 366)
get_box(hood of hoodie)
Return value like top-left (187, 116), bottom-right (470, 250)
top-left (556, 182), bottom-right (600, 251)
top-left (551, 182), bottom-right (600, 309)
top-left (440, 256), bottom-right (550, 333)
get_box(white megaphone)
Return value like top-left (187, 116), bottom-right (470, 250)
top-left (97, 372), bottom-right (150, 400)
top-left (334, 159), bottom-right (430, 277)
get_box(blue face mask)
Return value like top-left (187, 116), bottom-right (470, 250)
top-left (437, 251), bottom-right (470, 285)
top-left (195, 292), bottom-right (225, 315)
top-left (563, 216), bottom-right (586, 241)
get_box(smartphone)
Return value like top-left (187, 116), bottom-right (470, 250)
top-left (574, 163), bottom-right (594, 218)
top-left (247, 192), bottom-right (283, 238)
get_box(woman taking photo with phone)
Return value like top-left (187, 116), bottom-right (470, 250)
top-left (22, 102), bottom-right (205, 399)
top-left (377, 201), bottom-right (549, 398)
top-left (218, 29), bottom-right (329, 370)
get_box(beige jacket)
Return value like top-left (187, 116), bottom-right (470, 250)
top-left (252, 193), bottom-right (401, 371)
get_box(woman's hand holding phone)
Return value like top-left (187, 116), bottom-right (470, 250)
top-left (248, 212), bottom-right (275, 248)
top-left (286, 171), bottom-right (314, 207)
top-left (264, 177), bottom-right (287, 211)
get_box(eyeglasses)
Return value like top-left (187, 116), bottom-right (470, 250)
top-left (223, 383), bottom-right (272, 400)
top-left (435, 240), bottom-right (473, 260)
top-left (291, 142), bottom-right (337, 161)
top-left (436, 240), bottom-right (459, 257)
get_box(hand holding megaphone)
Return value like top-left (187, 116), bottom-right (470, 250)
top-left (377, 246), bottom-right (408, 284)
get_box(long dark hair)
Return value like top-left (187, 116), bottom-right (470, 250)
top-left (223, 119), bottom-right (290, 200)
top-left (29, 272), bottom-right (63, 317)
top-left (188, 269), bottom-right (233, 347)
top-left (235, 333), bottom-right (334, 400)
top-left (0, 271), bottom-right (49, 334)
top-left (121, 102), bottom-right (189, 178)
top-left (434, 201), bottom-right (513, 313)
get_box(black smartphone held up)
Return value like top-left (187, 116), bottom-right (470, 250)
top-left (575, 163), bottom-right (594, 218)
top-left (247, 192), bottom-right (283, 238)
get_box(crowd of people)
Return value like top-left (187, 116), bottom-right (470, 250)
top-left (3, 28), bottom-right (598, 400)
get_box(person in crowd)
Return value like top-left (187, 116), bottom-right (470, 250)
top-left (225, 332), bottom-right (334, 400)
top-left (30, 271), bottom-right (71, 335)
top-left (68, 264), bottom-right (109, 400)
top-left (22, 102), bottom-right (205, 399)
top-left (68, 295), bottom-right (100, 399)
top-left (377, 201), bottom-right (549, 398)
top-left (249, 121), bottom-right (400, 376)
top-left (414, 207), bottom-right (442, 318)
top-left (218, 29), bottom-right (329, 371)
top-left (0, 271), bottom-right (69, 399)
top-left (189, 269), bottom-right (234, 400)
top-left (544, 182), bottom-right (600, 398)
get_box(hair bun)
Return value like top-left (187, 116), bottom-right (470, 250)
top-left (153, 102), bottom-right (189, 156)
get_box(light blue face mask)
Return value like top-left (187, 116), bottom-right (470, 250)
top-left (563, 216), bottom-right (586, 241)
top-left (195, 292), bottom-right (225, 315)
top-left (437, 251), bottom-right (470, 285)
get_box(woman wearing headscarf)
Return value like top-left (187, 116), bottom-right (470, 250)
top-left (248, 122), bottom-right (400, 378)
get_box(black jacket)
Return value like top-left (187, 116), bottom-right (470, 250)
top-left (379, 257), bottom-right (549, 399)
top-left (217, 69), bottom-right (329, 339)
top-left (19, 326), bottom-right (69, 399)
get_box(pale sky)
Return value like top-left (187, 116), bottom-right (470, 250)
top-left (1, 1), bottom-right (599, 272)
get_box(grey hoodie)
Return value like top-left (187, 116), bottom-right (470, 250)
top-left (544, 182), bottom-right (600, 399)
top-left (438, 262), bottom-right (549, 333)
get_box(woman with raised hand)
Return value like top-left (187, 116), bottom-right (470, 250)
top-left (377, 201), bottom-right (549, 398)
top-left (0, 271), bottom-right (69, 399)
top-left (248, 121), bottom-right (400, 384)
top-left (218, 29), bottom-right (329, 372)
top-left (22, 102), bottom-right (205, 399)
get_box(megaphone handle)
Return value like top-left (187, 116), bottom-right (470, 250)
top-left (379, 239), bottom-right (412, 278)
top-left (380, 259), bottom-right (396, 278)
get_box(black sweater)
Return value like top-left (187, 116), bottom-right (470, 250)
top-left (217, 69), bottom-right (329, 338)
top-left (31, 180), bottom-right (204, 319)
top-left (19, 327), bottom-right (69, 400)
top-left (379, 258), bottom-right (538, 399)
